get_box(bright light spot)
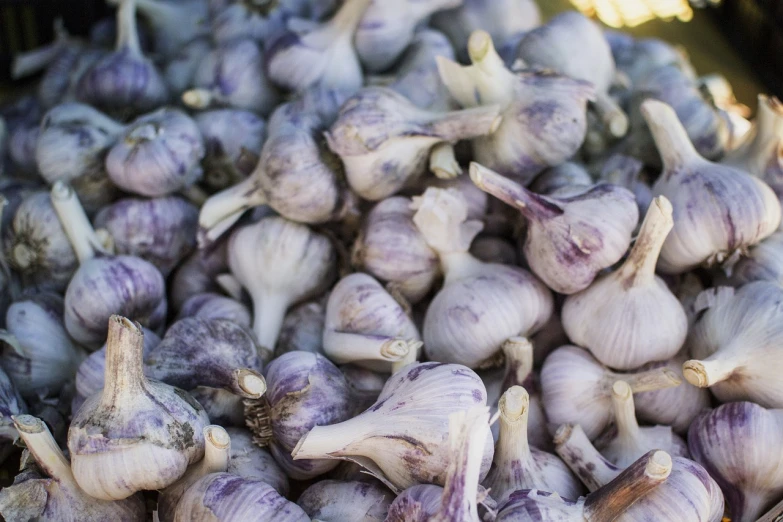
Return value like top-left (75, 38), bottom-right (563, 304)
top-left (569, 0), bottom-right (694, 27)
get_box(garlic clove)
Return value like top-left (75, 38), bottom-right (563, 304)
top-left (296, 479), bottom-right (392, 521)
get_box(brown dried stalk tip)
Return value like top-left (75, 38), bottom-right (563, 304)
top-left (243, 398), bottom-right (273, 447)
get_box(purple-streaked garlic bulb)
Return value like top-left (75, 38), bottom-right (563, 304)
top-left (123, 0), bottom-right (209, 59)
top-left (170, 241), bottom-right (228, 311)
top-left (540, 345), bottom-right (682, 440)
top-left (178, 292), bottom-right (251, 328)
top-left (76, 0), bottom-right (168, 115)
top-left (471, 162), bottom-right (638, 295)
top-left (555, 424), bottom-right (724, 522)
top-left (529, 162), bottom-right (593, 196)
top-left (275, 298), bottom-right (326, 357)
top-left (611, 36), bottom-right (687, 88)
top-left (724, 230), bottom-right (783, 287)
top-left (599, 153), bottom-right (653, 218)
top-left (351, 196), bottom-right (439, 304)
top-left (225, 427), bottom-right (289, 496)
top-left (94, 196), bottom-right (198, 275)
top-left (388, 29), bottom-right (456, 111)
top-left (324, 273), bottom-right (421, 372)
top-left (412, 187), bottom-right (552, 368)
top-left (688, 402), bottom-right (783, 522)
top-left (184, 38), bottom-right (279, 115)
top-left (0, 415), bottom-right (146, 522)
top-left (146, 318), bottom-right (265, 400)
top-left (297, 480), bottom-right (392, 521)
top-left (355, 0), bottom-right (460, 73)
top-left (684, 282), bottom-right (783, 407)
top-left (164, 37), bottom-right (212, 94)
top-left (265, 0), bottom-right (370, 94)
top-left (173, 473), bottom-right (309, 522)
top-left (643, 99), bottom-right (781, 273)
top-left (228, 217), bottom-right (335, 352)
top-left (437, 31), bottom-right (595, 186)
top-left (106, 109), bottom-right (204, 197)
top-left (384, 484), bottom-right (443, 522)
top-left (292, 362), bottom-right (494, 493)
top-left (326, 87), bottom-right (501, 201)
top-left (484, 386), bottom-right (583, 505)
top-left (244, 351), bottom-right (352, 480)
top-left (68, 316), bottom-right (210, 500)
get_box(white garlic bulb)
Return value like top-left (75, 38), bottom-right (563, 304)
top-left (471, 162), bottom-right (638, 295)
top-left (562, 196), bottom-right (688, 369)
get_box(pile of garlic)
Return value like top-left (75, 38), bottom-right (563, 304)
top-left (1, 0), bottom-right (782, 520)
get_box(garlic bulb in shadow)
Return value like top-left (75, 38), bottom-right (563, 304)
top-left (470, 235), bottom-right (517, 265)
top-left (76, 0), bottom-right (168, 115)
top-left (540, 345), bottom-right (682, 440)
top-left (437, 31), bottom-right (595, 186)
top-left (326, 87), bottom-right (502, 201)
top-left (484, 386), bottom-right (583, 505)
top-left (106, 109), bottom-right (205, 197)
top-left (178, 292), bottom-right (251, 328)
top-left (724, 230), bottom-right (783, 287)
top-left (684, 281), bottom-right (783, 407)
top-left (556, 424), bottom-right (723, 522)
top-left (244, 351), bottom-right (352, 480)
top-left (599, 153), bottom-right (653, 218)
top-left (94, 196), bottom-right (198, 275)
top-left (643, 99), bottom-right (781, 274)
top-left (170, 241), bottom-right (228, 311)
top-left (173, 472), bottom-right (309, 522)
top-left (1, 293), bottom-right (84, 398)
top-left (210, 0), bottom-right (294, 45)
top-left (292, 362), bottom-right (493, 493)
top-left (529, 162), bottom-right (593, 196)
top-left (688, 401), bottom-right (783, 522)
top-left (324, 273), bottom-right (421, 372)
top-left (562, 196), bottom-right (687, 369)
top-left (146, 317), bottom-right (266, 399)
top-left (275, 298), bottom-right (326, 357)
top-left (471, 162), bottom-right (638, 295)
top-left (228, 217), bottom-right (336, 352)
top-left (0, 366), bottom-right (26, 444)
top-left (413, 187), bottom-right (552, 368)
top-left (225, 427), bottom-right (288, 496)
top-left (341, 364), bottom-right (388, 415)
top-left (355, 0), bottom-right (460, 73)
top-left (266, 0), bottom-right (370, 94)
top-left (126, 0), bottom-right (209, 60)
top-left (388, 29), bottom-right (456, 111)
top-left (0, 415), bottom-right (146, 521)
top-left (351, 196), bottom-right (439, 304)
top-left (164, 37), bottom-right (211, 94)
top-left (297, 480), bottom-right (392, 521)
top-left (595, 381), bottom-right (689, 468)
top-left (157, 424), bottom-right (230, 522)
top-left (515, 11), bottom-right (628, 137)
top-left (68, 316), bottom-right (210, 500)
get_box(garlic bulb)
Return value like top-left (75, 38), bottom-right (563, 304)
top-left (388, 29), bottom-right (456, 111)
top-left (324, 273), bottom-right (421, 372)
top-left (554, 423), bottom-right (724, 522)
top-left (8, 118), bottom-right (40, 173)
top-left (265, 0), bottom-right (370, 94)
top-left (228, 217), bottom-right (336, 351)
top-left (437, 31), bottom-right (595, 185)
top-left (0, 415), bottom-right (146, 522)
top-left (470, 235), bottom-right (517, 265)
top-left (596, 381), bottom-right (689, 468)
top-left (0, 366), bottom-right (26, 443)
top-left (297, 480), bottom-right (392, 521)
top-left (170, 241), bottom-right (228, 311)
top-left (126, 0), bottom-right (209, 60)
top-left (688, 401), bottom-right (783, 522)
top-left (562, 196), bottom-right (687, 369)
top-left (146, 318), bottom-right (265, 399)
top-left (326, 87), bottom-right (502, 201)
top-left (412, 187), bottom-right (553, 368)
top-left (355, 0), bottom-right (460, 73)
top-left (341, 364), bottom-right (388, 414)
top-left (385, 485), bottom-right (443, 522)
top-left (164, 37), bottom-right (211, 94)
top-left (210, 0), bottom-right (299, 45)
top-left (684, 281), bottom-right (783, 407)
top-left (484, 386), bottom-right (584, 505)
top-left (529, 162), bottom-right (593, 196)
top-left (540, 345), bottom-right (682, 440)
top-left (94, 196), bottom-right (198, 275)
top-left (471, 162), bottom-right (638, 295)
top-left (157, 424), bottom-right (231, 522)
top-left (351, 196), bottom-right (439, 303)
top-left (725, 230), bottom-right (783, 287)
top-left (178, 292), bottom-right (252, 328)
top-left (276, 299), bottom-right (326, 356)
top-left (68, 316), bottom-right (210, 500)
top-left (599, 153), bottom-right (653, 219)
top-left (173, 472), bottom-right (309, 522)
top-left (0, 293), bottom-right (84, 398)
top-left (225, 427), bottom-right (289, 496)
top-left (245, 351), bottom-right (352, 480)
top-left (106, 109), bottom-right (205, 197)
top-left (292, 362), bottom-right (494, 492)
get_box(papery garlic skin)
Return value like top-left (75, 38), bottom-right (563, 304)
top-left (297, 480), bottom-right (392, 521)
top-left (688, 402), bottom-right (783, 522)
top-left (225, 427), bottom-right (289, 496)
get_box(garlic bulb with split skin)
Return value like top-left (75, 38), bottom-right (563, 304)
top-left (412, 187), bottom-right (553, 368)
top-left (684, 281), bottom-right (783, 407)
top-left (178, 292), bottom-right (251, 328)
top-left (437, 31), bottom-right (595, 186)
top-left (228, 217), bottom-right (336, 352)
top-left (297, 480), bottom-right (392, 522)
top-left (688, 401), bottom-right (783, 522)
top-left (292, 362), bottom-right (494, 493)
top-left (326, 87), bottom-right (502, 201)
top-left (68, 316), bottom-right (210, 500)
top-left (324, 273), bottom-right (421, 372)
top-left (562, 196), bottom-right (687, 369)
top-left (471, 162), bottom-right (638, 295)
top-left (541, 345), bottom-right (682, 440)
top-left (0, 415), bottom-right (146, 522)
